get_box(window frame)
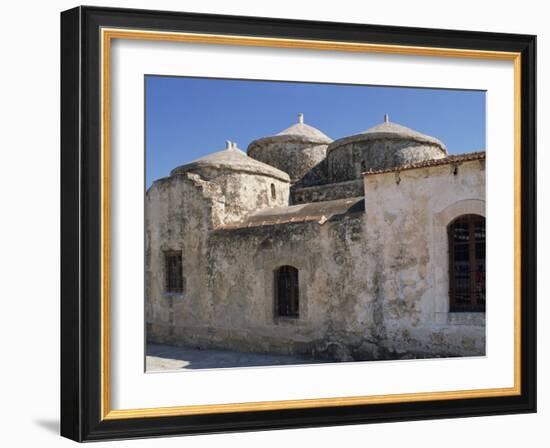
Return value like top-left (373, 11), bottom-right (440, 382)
top-left (274, 265), bottom-right (300, 318)
top-left (448, 214), bottom-right (485, 313)
top-left (163, 250), bottom-right (184, 294)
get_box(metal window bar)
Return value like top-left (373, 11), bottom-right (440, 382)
top-left (449, 215), bottom-right (485, 312)
top-left (165, 252), bottom-right (183, 293)
top-left (276, 265), bottom-right (299, 317)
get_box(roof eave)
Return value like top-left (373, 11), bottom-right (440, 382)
top-left (170, 161), bottom-right (290, 182)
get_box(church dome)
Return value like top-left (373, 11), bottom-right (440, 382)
top-left (327, 115), bottom-right (448, 182)
top-left (329, 115), bottom-right (447, 152)
top-left (247, 114), bottom-right (332, 186)
top-left (269, 113), bottom-right (333, 144)
top-left (171, 141), bottom-right (290, 182)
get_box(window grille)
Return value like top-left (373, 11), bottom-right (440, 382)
top-left (448, 214), bottom-right (485, 312)
top-left (164, 251), bottom-right (183, 293)
top-left (275, 265), bottom-right (299, 317)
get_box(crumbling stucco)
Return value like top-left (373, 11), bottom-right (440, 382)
top-left (145, 118), bottom-right (485, 363)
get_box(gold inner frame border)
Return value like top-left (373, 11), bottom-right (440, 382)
top-left (100, 27), bottom-right (522, 421)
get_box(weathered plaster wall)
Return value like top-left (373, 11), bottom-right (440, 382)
top-left (363, 159), bottom-right (486, 357)
top-left (147, 211), bottom-right (381, 361)
top-left (145, 171), bottom-right (375, 359)
top-left (145, 169), bottom-right (288, 342)
top-left (170, 169), bottom-right (289, 226)
top-left (146, 158), bottom-right (486, 362)
top-left (145, 174), bottom-right (218, 344)
top-left (200, 169), bottom-right (290, 225)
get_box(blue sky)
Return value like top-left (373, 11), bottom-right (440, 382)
top-left (145, 76), bottom-right (486, 188)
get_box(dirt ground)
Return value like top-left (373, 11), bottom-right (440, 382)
top-left (146, 343), bottom-right (328, 371)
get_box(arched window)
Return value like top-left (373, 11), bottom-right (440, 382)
top-left (275, 265), bottom-right (299, 318)
top-left (448, 214), bottom-right (485, 312)
top-left (270, 183), bottom-right (276, 200)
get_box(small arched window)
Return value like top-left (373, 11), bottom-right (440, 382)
top-left (448, 214), bottom-right (485, 312)
top-left (270, 183), bottom-right (276, 200)
top-left (275, 265), bottom-right (299, 318)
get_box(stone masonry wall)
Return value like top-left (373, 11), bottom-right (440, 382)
top-left (181, 168), bottom-right (290, 225)
top-left (291, 179), bottom-right (363, 204)
top-left (328, 139), bottom-right (446, 182)
top-left (146, 158), bottom-right (486, 361)
top-left (248, 141), bottom-right (328, 187)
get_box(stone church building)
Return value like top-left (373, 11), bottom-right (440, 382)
top-left (145, 114), bottom-right (486, 362)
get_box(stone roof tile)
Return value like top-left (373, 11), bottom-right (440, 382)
top-left (216, 196), bottom-right (364, 230)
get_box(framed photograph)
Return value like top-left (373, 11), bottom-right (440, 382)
top-left (60, 6), bottom-right (536, 442)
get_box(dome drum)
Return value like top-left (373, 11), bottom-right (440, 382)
top-left (169, 141), bottom-right (290, 223)
top-left (248, 141), bottom-right (328, 186)
top-left (327, 116), bottom-right (448, 182)
top-left (247, 114), bottom-right (332, 187)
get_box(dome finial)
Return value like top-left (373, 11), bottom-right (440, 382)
top-left (384, 113), bottom-right (390, 123)
top-left (298, 113), bottom-right (304, 124)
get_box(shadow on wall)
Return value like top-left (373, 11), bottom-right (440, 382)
top-left (33, 419), bottom-right (59, 435)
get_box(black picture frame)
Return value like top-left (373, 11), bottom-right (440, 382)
top-left (61, 5), bottom-right (536, 442)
